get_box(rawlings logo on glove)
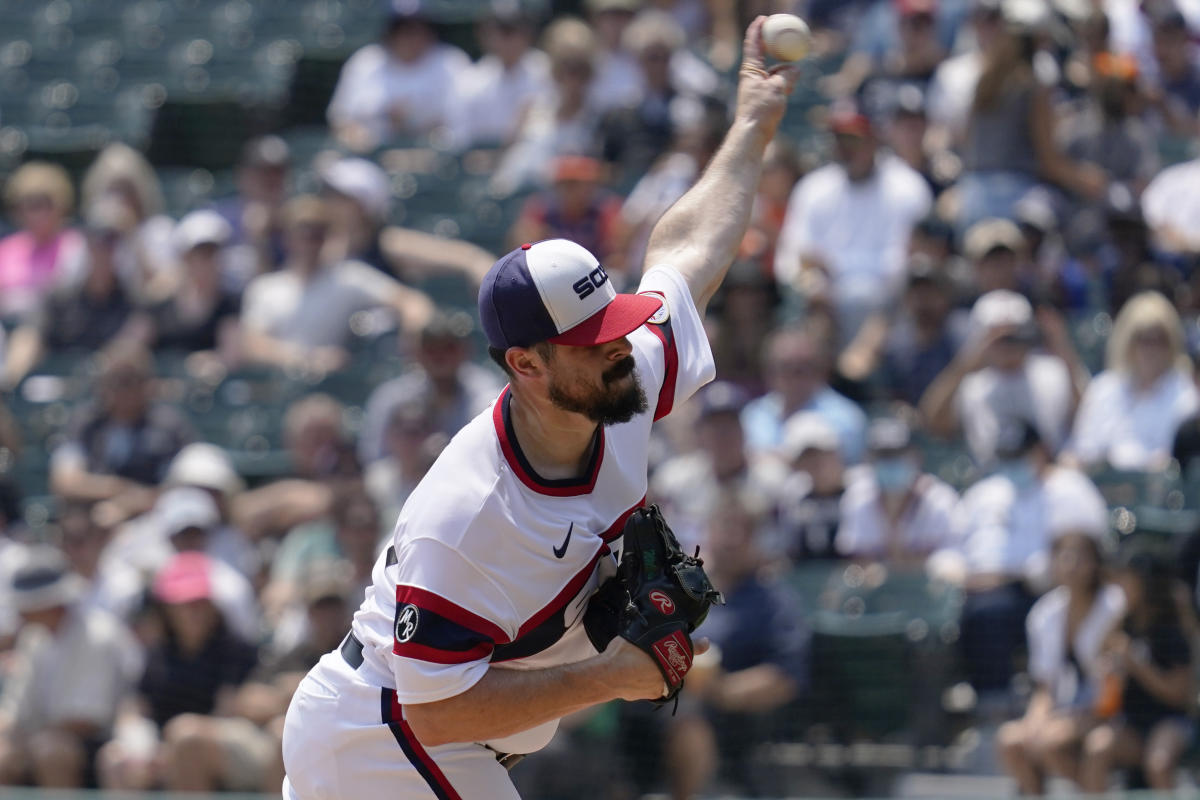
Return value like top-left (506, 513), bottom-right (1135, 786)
top-left (584, 504), bottom-right (724, 705)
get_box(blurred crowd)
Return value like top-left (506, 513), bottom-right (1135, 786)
top-left (2, 0), bottom-right (1200, 797)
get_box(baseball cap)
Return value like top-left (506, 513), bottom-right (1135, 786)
top-left (696, 381), bottom-right (749, 419)
top-left (867, 417), bottom-right (913, 454)
top-left (1046, 478), bottom-right (1108, 543)
top-left (782, 412), bottom-right (840, 460)
top-left (166, 443), bottom-right (245, 497)
top-left (964, 218), bottom-right (1024, 260)
top-left (156, 486), bottom-right (220, 537)
top-left (968, 289), bottom-right (1033, 337)
top-left (1094, 51), bottom-right (1139, 82)
top-left (241, 135), bottom-right (291, 169)
top-left (10, 547), bottom-right (83, 613)
top-left (301, 559), bottom-right (352, 605)
top-left (173, 209), bottom-right (231, 255)
top-left (479, 239), bottom-right (662, 350)
top-left (1002, 0), bottom-right (1052, 30)
top-left (322, 157), bottom-right (391, 223)
top-left (586, 0), bottom-right (641, 13)
top-left (896, 0), bottom-right (937, 16)
top-left (388, 0), bottom-right (430, 21)
top-left (829, 105), bottom-right (873, 137)
top-left (153, 551), bottom-right (214, 604)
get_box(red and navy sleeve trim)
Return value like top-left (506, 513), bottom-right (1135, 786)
top-left (490, 544), bottom-right (607, 663)
top-left (381, 689), bottom-right (463, 800)
top-left (643, 316), bottom-right (678, 421)
top-left (393, 585), bottom-right (510, 665)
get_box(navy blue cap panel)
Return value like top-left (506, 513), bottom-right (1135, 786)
top-left (479, 245), bottom-right (559, 350)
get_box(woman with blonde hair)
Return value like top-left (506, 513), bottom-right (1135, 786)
top-left (80, 143), bottom-right (177, 295)
top-left (1065, 291), bottom-right (1198, 470)
top-left (0, 161), bottom-right (85, 318)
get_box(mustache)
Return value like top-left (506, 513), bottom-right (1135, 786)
top-left (602, 356), bottom-right (636, 384)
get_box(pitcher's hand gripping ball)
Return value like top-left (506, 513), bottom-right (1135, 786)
top-left (585, 505), bottom-right (724, 703)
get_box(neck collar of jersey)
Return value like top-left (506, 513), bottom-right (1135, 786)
top-left (493, 386), bottom-right (605, 497)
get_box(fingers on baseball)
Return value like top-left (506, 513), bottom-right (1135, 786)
top-left (741, 15), bottom-right (767, 75)
top-left (693, 636), bottom-right (711, 656)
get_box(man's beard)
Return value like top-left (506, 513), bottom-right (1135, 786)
top-left (547, 355), bottom-right (648, 425)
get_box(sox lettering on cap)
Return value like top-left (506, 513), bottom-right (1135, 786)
top-left (478, 239), bottom-right (663, 350)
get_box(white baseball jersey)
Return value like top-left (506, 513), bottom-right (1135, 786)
top-left (354, 264), bottom-right (712, 731)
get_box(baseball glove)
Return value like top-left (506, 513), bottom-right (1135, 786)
top-left (585, 505), bottom-right (724, 704)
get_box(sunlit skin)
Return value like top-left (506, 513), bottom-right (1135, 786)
top-left (834, 131), bottom-right (877, 182)
top-left (1129, 326), bottom-right (1172, 390)
top-left (162, 598), bottom-right (221, 656)
top-left (17, 193), bottom-right (64, 243)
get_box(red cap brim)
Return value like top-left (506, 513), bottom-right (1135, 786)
top-left (549, 293), bottom-right (663, 346)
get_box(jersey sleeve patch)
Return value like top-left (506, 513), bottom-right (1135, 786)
top-left (393, 585), bottom-right (510, 665)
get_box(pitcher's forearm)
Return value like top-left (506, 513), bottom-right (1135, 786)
top-left (645, 118), bottom-right (772, 310)
top-left (403, 652), bottom-right (633, 747)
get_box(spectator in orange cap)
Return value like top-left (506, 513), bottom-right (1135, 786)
top-left (1062, 52), bottom-right (1160, 200)
top-left (508, 155), bottom-right (624, 273)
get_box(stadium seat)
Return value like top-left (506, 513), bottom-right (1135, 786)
top-left (280, 52), bottom-right (348, 129)
top-left (810, 609), bottom-right (914, 741)
top-left (145, 97), bottom-right (256, 170)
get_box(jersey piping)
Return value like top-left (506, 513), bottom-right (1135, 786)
top-left (493, 387), bottom-right (606, 496)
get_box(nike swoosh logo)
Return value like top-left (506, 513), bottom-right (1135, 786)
top-left (553, 523), bottom-right (573, 559)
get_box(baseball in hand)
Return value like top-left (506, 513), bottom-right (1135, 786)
top-left (762, 13), bottom-right (812, 62)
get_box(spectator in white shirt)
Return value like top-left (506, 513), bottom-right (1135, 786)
top-left (1141, 153), bottom-right (1200, 254)
top-left (240, 195), bottom-right (434, 373)
top-left (836, 417), bottom-right (959, 567)
top-left (358, 310), bottom-right (503, 465)
top-left (921, 290), bottom-right (1076, 465)
top-left (452, 3), bottom-right (551, 148)
top-left (997, 504), bottom-right (1123, 796)
top-left (771, 413), bottom-right (848, 562)
top-left (326, 0), bottom-right (471, 152)
top-left (58, 505), bottom-right (143, 623)
top-left (0, 547), bottom-right (141, 788)
top-left (585, 0), bottom-right (645, 113)
top-left (774, 105), bottom-right (933, 341)
top-left (319, 157), bottom-right (398, 277)
top-left (1065, 291), bottom-right (1199, 471)
top-left (937, 421), bottom-right (1109, 696)
top-left (490, 18), bottom-right (604, 195)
